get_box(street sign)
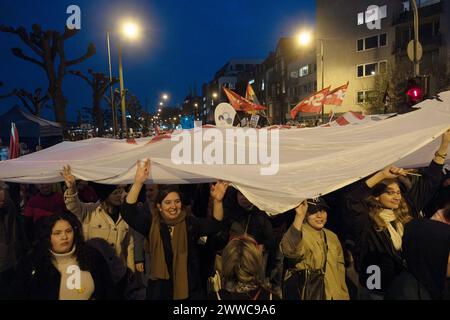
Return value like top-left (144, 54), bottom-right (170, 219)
top-left (407, 40), bottom-right (423, 62)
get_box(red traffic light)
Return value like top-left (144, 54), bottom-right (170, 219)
top-left (406, 78), bottom-right (423, 105)
top-left (407, 87), bottom-right (422, 102)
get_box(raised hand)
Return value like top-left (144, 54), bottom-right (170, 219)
top-left (135, 159), bottom-right (150, 185)
top-left (210, 180), bottom-right (230, 202)
top-left (441, 128), bottom-right (450, 146)
top-left (61, 165), bottom-right (76, 191)
top-left (380, 166), bottom-right (408, 179)
top-left (295, 200), bottom-right (308, 220)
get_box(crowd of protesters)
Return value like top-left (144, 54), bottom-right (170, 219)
top-left (0, 129), bottom-right (449, 300)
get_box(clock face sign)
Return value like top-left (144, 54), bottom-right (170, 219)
top-left (215, 103), bottom-right (236, 128)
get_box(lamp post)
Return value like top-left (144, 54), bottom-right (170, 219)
top-left (106, 31), bottom-right (117, 137)
top-left (298, 31), bottom-right (325, 121)
top-left (410, 0), bottom-right (420, 77)
top-left (118, 20), bottom-right (140, 138)
top-left (118, 42), bottom-right (127, 137)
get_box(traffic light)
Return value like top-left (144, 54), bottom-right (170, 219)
top-left (405, 75), bottom-right (429, 107)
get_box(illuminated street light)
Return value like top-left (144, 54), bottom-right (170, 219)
top-left (121, 21), bottom-right (140, 40)
top-left (162, 94), bottom-right (169, 100)
top-left (297, 31), bottom-right (312, 46)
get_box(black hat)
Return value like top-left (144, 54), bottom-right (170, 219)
top-left (307, 197), bottom-right (329, 215)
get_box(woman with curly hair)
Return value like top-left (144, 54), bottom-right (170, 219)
top-left (12, 211), bottom-right (114, 300)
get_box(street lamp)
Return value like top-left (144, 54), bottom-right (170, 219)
top-left (297, 31), bottom-right (324, 90)
top-left (297, 31), bottom-right (327, 124)
top-left (212, 92), bottom-right (218, 106)
top-left (106, 32), bottom-right (117, 137)
top-left (118, 20), bottom-right (141, 137)
top-left (162, 94), bottom-right (169, 101)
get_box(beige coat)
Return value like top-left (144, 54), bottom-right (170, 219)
top-left (280, 223), bottom-right (349, 300)
top-left (64, 190), bottom-right (135, 272)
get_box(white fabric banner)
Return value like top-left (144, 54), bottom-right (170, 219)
top-left (1, 91), bottom-right (450, 215)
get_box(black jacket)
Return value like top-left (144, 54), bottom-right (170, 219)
top-left (385, 219), bottom-right (450, 300)
top-left (344, 160), bottom-right (443, 293)
top-left (122, 201), bottom-right (223, 300)
top-left (12, 245), bottom-right (114, 300)
top-left (0, 199), bottom-right (29, 272)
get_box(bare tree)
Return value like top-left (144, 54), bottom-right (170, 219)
top-left (13, 88), bottom-right (50, 116)
top-left (0, 24), bottom-right (96, 135)
top-left (69, 69), bottom-right (118, 135)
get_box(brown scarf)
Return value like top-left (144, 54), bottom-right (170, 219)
top-left (148, 208), bottom-right (189, 300)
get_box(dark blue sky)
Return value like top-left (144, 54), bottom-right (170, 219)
top-left (0, 0), bottom-right (315, 121)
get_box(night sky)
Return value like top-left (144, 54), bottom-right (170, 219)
top-left (0, 0), bottom-right (315, 122)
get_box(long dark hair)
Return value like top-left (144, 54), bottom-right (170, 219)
top-left (34, 211), bottom-right (94, 271)
top-left (365, 179), bottom-right (412, 232)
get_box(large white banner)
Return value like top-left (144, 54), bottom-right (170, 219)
top-left (1, 91), bottom-right (450, 215)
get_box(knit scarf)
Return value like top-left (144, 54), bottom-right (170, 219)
top-left (379, 209), bottom-right (404, 251)
top-left (148, 208), bottom-right (188, 300)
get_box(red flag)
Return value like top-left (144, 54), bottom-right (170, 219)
top-left (8, 122), bottom-right (19, 159)
top-left (223, 87), bottom-right (267, 112)
top-left (290, 86), bottom-right (330, 119)
top-left (245, 83), bottom-right (260, 104)
top-left (323, 81), bottom-right (349, 106)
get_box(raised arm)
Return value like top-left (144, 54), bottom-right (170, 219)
top-left (196, 181), bottom-right (229, 236)
top-left (432, 128), bottom-right (450, 165)
top-left (210, 180), bottom-right (229, 221)
top-left (122, 160), bottom-right (152, 235)
top-left (61, 165), bottom-right (98, 222)
top-left (406, 129), bottom-right (450, 214)
top-left (280, 200), bottom-right (307, 259)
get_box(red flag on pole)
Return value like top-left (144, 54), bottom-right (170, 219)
top-left (323, 81), bottom-right (349, 106)
top-left (245, 83), bottom-right (260, 105)
top-left (223, 87), bottom-right (267, 112)
top-left (8, 122), bottom-right (20, 159)
top-left (290, 86), bottom-right (330, 119)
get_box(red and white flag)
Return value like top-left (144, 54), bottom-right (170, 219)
top-left (223, 87), bottom-right (267, 112)
top-left (323, 81), bottom-right (349, 106)
top-left (8, 122), bottom-right (20, 159)
top-left (290, 86), bottom-right (330, 119)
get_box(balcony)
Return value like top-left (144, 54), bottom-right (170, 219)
top-left (393, 2), bottom-right (443, 25)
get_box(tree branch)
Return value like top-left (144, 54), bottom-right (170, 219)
top-left (68, 70), bottom-right (93, 87)
top-left (11, 48), bottom-right (45, 68)
top-left (66, 43), bottom-right (96, 67)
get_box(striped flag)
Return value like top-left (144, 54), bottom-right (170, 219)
top-left (8, 122), bottom-right (20, 159)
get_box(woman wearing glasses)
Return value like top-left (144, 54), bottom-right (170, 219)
top-left (344, 129), bottom-right (450, 299)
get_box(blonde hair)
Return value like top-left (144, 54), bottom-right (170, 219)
top-left (221, 236), bottom-right (265, 287)
top-left (366, 179), bottom-right (413, 232)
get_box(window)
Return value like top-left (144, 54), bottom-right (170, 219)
top-left (379, 33), bottom-right (387, 46)
top-left (299, 65), bottom-right (309, 77)
top-left (357, 61), bottom-right (387, 77)
top-left (357, 39), bottom-right (364, 51)
top-left (357, 33), bottom-right (387, 51)
top-left (379, 61), bottom-right (387, 74)
top-left (365, 63), bottom-right (377, 76)
top-left (357, 65), bottom-right (364, 77)
top-left (357, 91), bottom-right (365, 103)
top-left (365, 35), bottom-right (378, 50)
top-left (357, 90), bottom-right (377, 103)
